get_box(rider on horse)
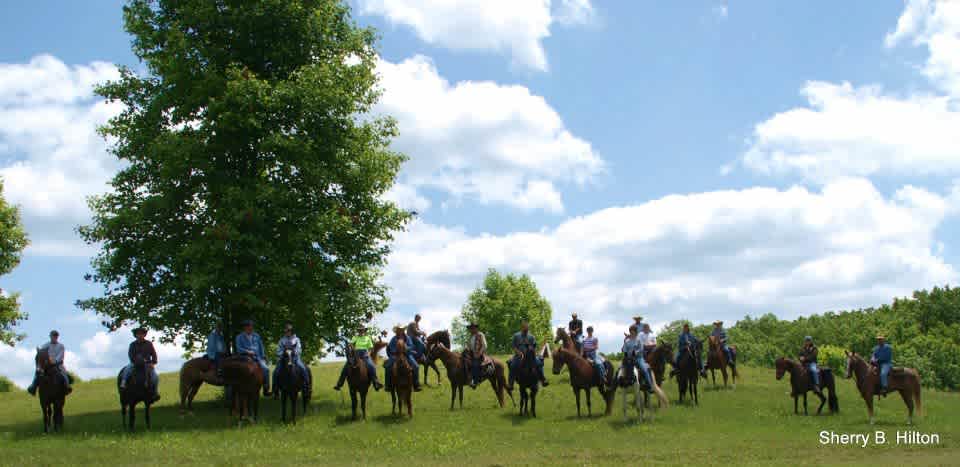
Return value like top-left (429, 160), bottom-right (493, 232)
top-left (670, 323), bottom-right (704, 377)
top-left (871, 334), bottom-right (893, 394)
top-left (333, 324), bottom-right (383, 391)
top-left (272, 322), bottom-right (311, 397)
top-left (568, 313), bottom-right (583, 349)
top-left (623, 325), bottom-right (656, 389)
top-left (205, 323), bottom-right (226, 365)
top-left (27, 330), bottom-right (72, 396)
top-left (506, 321), bottom-right (549, 391)
top-left (799, 336), bottom-right (823, 396)
top-left (639, 323), bottom-right (657, 359)
top-left (624, 315), bottom-right (644, 342)
top-left (581, 326), bottom-right (605, 392)
top-left (386, 326), bottom-right (422, 392)
top-left (235, 319), bottom-right (271, 396)
top-left (465, 322), bottom-right (487, 389)
top-left (120, 327), bottom-right (160, 402)
top-left (711, 321), bottom-right (736, 372)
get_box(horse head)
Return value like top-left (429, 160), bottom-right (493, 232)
top-left (844, 351), bottom-right (861, 379)
top-left (774, 357), bottom-right (788, 380)
top-left (551, 347), bottom-right (566, 375)
top-left (707, 335), bottom-right (720, 349)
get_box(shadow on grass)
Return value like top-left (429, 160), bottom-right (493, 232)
top-left (499, 410), bottom-right (538, 425)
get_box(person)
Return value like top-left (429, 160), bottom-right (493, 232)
top-left (465, 322), bottom-right (487, 389)
top-left (273, 322), bottom-right (310, 397)
top-left (580, 326), bottom-right (605, 391)
top-left (506, 321), bottom-right (549, 391)
top-left (798, 336), bottom-right (822, 395)
top-left (333, 325), bottom-right (383, 391)
top-left (568, 313), bottom-right (583, 348)
top-left (711, 320), bottom-right (735, 371)
top-left (120, 327), bottom-right (160, 402)
top-left (235, 319), bottom-right (271, 396)
top-left (871, 334), bottom-right (893, 394)
top-left (670, 323), bottom-right (704, 377)
top-left (622, 325), bottom-right (655, 389)
top-left (406, 314), bottom-right (427, 360)
top-left (639, 323), bottom-right (657, 358)
top-left (385, 326), bottom-right (422, 392)
top-left (205, 323), bottom-right (226, 364)
top-left (624, 316), bottom-right (644, 341)
top-left (27, 330), bottom-right (72, 396)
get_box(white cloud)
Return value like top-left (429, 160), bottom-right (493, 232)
top-left (737, 0), bottom-right (960, 181)
top-left (0, 55), bottom-right (122, 256)
top-left (384, 178), bottom-right (957, 353)
top-left (376, 55), bottom-right (603, 213)
top-left (356, 0), bottom-right (595, 71)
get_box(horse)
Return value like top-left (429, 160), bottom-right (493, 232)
top-left (419, 330), bottom-right (448, 386)
top-left (550, 333), bottom-right (615, 417)
top-left (178, 356), bottom-right (226, 414)
top-left (845, 352), bottom-right (922, 425)
top-left (645, 342), bottom-right (673, 390)
top-left (513, 345), bottom-right (543, 417)
top-left (617, 350), bottom-right (669, 421)
top-left (390, 340), bottom-right (414, 417)
top-left (675, 341), bottom-right (701, 405)
top-left (219, 355), bottom-right (263, 425)
top-left (276, 347), bottom-right (311, 424)
top-left (426, 343), bottom-right (512, 410)
top-left (775, 357), bottom-right (839, 415)
top-left (554, 327), bottom-right (578, 352)
top-left (345, 344), bottom-right (373, 420)
top-left (35, 348), bottom-right (69, 433)
top-left (705, 335), bottom-right (737, 388)
top-left (117, 364), bottom-right (156, 431)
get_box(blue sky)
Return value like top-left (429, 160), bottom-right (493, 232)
top-left (2, 0), bottom-right (959, 386)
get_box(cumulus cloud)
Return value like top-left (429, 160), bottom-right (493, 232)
top-left (356, 0), bottom-right (595, 71)
top-left (376, 55), bottom-right (603, 213)
top-left (383, 178), bottom-right (957, 352)
top-left (738, 0), bottom-right (960, 181)
top-left (0, 55), bottom-right (122, 256)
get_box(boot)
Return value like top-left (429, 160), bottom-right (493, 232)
top-left (372, 380), bottom-right (383, 391)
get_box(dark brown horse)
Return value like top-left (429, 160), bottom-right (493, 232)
top-left (675, 341), bottom-right (701, 405)
top-left (390, 340), bottom-right (414, 417)
top-left (426, 343), bottom-right (512, 410)
top-left (552, 329), bottom-right (615, 417)
top-left (345, 344), bottom-right (374, 420)
top-left (35, 349), bottom-right (69, 433)
top-left (117, 364), bottom-right (156, 431)
top-left (645, 343), bottom-right (673, 388)
top-left (178, 356), bottom-right (225, 414)
top-left (423, 330), bottom-right (451, 386)
top-left (845, 352), bottom-right (922, 425)
top-left (775, 357), bottom-right (839, 415)
top-left (705, 335), bottom-right (737, 388)
top-left (276, 348), bottom-right (310, 424)
top-left (219, 356), bottom-right (263, 425)
top-left (513, 345), bottom-right (544, 417)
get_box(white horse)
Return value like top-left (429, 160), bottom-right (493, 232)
top-left (617, 351), bottom-right (669, 422)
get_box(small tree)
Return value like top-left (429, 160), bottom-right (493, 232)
top-left (0, 179), bottom-right (29, 346)
top-left (453, 269), bottom-right (552, 353)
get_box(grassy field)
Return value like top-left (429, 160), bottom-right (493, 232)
top-left (1, 359), bottom-right (957, 466)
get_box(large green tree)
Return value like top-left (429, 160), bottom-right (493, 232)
top-left (453, 269), bottom-right (552, 353)
top-left (79, 0), bottom-right (410, 361)
top-left (0, 179), bottom-right (29, 346)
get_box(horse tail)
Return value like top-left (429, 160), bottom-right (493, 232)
top-left (178, 367), bottom-right (191, 410)
top-left (912, 370), bottom-right (923, 417)
top-left (495, 362), bottom-right (514, 407)
top-left (651, 380), bottom-right (670, 408)
top-left (822, 369), bottom-right (839, 413)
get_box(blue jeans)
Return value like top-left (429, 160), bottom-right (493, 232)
top-left (584, 351), bottom-right (605, 379)
top-left (27, 365), bottom-right (70, 392)
top-left (806, 362), bottom-right (820, 386)
top-left (412, 337), bottom-right (426, 359)
top-left (634, 359), bottom-right (655, 388)
top-left (879, 362), bottom-right (892, 389)
top-left (385, 355), bottom-right (419, 387)
top-left (121, 364), bottom-right (159, 389)
top-left (722, 345), bottom-right (735, 365)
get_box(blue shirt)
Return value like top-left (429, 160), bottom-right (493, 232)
top-left (872, 343), bottom-right (893, 364)
top-left (276, 335), bottom-right (303, 360)
top-left (512, 332), bottom-right (537, 352)
top-left (206, 331), bottom-right (226, 359)
top-left (236, 332), bottom-right (266, 360)
top-left (622, 336), bottom-right (643, 358)
top-left (711, 328), bottom-right (727, 343)
top-left (387, 335), bottom-right (414, 358)
top-left (678, 332), bottom-right (696, 347)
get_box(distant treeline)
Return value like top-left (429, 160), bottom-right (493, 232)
top-left (657, 285), bottom-right (960, 390)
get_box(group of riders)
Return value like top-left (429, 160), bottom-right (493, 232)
top-left (25, 313), bottom-right (899, 399)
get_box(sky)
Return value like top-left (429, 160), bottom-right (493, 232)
top-left (2, 0), bottom-right (960, 387)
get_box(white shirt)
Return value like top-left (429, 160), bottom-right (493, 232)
top-left (639, 331), bottom-right (656, 347)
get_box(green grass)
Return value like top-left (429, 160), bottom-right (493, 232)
top-left (1, 360), bottom-right (957, 466)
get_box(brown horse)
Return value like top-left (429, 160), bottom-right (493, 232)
top-left (775, 357), bottom-right (839, 415)
top-left (219, 356), bottom-right (263, 425)
top-left (845, 352), bottom-right (922, 425)
top-left (705, 335), bottom-right (737, 388)
top-left (390, 340), bottom-right (414, 417)
top-left (552, 329), bottom-right (615, 417)
top-left (345, 344), bottom-right (376, 420)
top-left (426, 343), bottom-right (512, 410)
top-left (35, 349), bottom-right (69, 433)
top-left (645, 343), bottom-right (673, 388)
top-left (178, 357), bottom-right (225, 414)
top-left (675, 340), bottom-right (701, 405)
top-left (423, 330), bottom-right (451, 386)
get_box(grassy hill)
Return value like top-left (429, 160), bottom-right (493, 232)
top-left (1, 359), bottom-right (958, 466)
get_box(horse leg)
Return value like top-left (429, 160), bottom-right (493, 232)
top-left (145, 403), bottom-right (151, 429)
top-left (187, 384), bottom-right (201, 413)
top-left (586, 387), bottom-right (593, 417)
top-left (432, 362), bottom-right (442, 385)
top-left (711, 369), bottom-right (716, 387)
top-left (722, 366), bottom-right (728, 388)
top-left (55, 401), bottom-right (63, 432)
top-left (391, 390), bottom-right (397, 415)
top-left (531, 387), bottom-right (537, 418)
top-left (803, 392), bottom-right (808, 415)
top-left (129, 403), bottom-right (136, 431)
top-left (449, 384), bottom-right (456, 410)
top-left (866, 395), bottom-right (875, 425)
top-left (41, 402), bottom-right (49, 433)
top-left (292, 393), bottom-right (298, 425)
top-left (459, 384), bottom-right (464, 409)
top-left (898, 389), bottom-right (914, 425)
top-left (574, 387), bottom-right (582, 417)
top-left (407, 392), bottom-right (412, 418)
top-left (281, 392), bottom-right (287, 423)
top-left (350, 390), bottom-right (358, 420)
top-left (793, 395), bottom-right (798, 414)
top-left (360, 388), bottom-right (368, 420)
top-left (121, 402), bottom-right (127, 430)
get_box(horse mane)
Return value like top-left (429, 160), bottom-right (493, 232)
top-left (371, 341), bottom-right (388, 364)
top-left (555, 328), bottom-right (574, 350)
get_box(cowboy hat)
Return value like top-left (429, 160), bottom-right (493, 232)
top-left (467, 322), bottom-right (479, 329)
top-left (713, 320), bottom-right (723, 325)
top-left (804, 336), bottom-right (813, 341)
top-left (876, 334), bottom-right (886, 340)
top-left (632, 315), bottom-right (643, 321)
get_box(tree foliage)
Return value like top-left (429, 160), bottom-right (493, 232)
top-left (0, 179), bottom-right (29, 346)
top-left (79, 0), bottom-right (410, 362)
top-left (452, 269), bottom-right (552, 353)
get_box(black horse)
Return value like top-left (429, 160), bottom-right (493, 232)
top-left (776, 357), bottom-right (839, 415)
top-left (513, 346), bottom-right (542, 417)
top-left (276, 347), bottom-right (311, 424)
top-left (35, 348), bottom-right (70, 433)
top-left (675, 340), bottom-right (701, 405)
top-left (118, 365), bottom-right (157, 431)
